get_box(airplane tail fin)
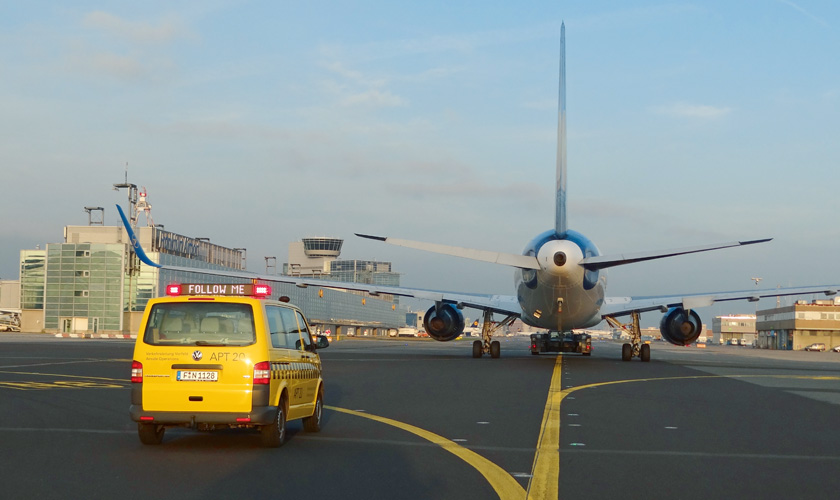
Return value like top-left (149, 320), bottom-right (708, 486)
top-left (555, 22), bottom-right (567, 237)
top-left (117, 204), bottom-right (161, 268)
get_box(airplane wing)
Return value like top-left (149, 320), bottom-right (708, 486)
top-left (602, 285), bottom-right (840, 318)
top-left (117, 205), bottom-right (523, 317)
top-left (162, 264), bottom-right (521, 316)
top-left (357, 233), bottom-right (772, 271)
top-left (580, 239), bottom-right (772, 271)
top-left (355, 233), bottom-right (540, 270)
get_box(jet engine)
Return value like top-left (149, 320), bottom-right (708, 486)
top-left (659, 307), bottom-right (702, 345)
top-left (424, 304), bottom-right (465, 342)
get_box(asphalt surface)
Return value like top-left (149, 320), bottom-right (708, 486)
top-left (1, 333), bottom-right (838, 500)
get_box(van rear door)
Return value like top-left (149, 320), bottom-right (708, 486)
top-left (138, 299), bottom-right (258, 413)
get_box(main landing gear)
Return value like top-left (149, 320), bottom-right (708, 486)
top-left (606, 311), bottom-right (650, 362)
top-left (472, 310), bottom-right (516, 359)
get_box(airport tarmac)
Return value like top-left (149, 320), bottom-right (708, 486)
top-left (0, 334), bottom-right (838, 499)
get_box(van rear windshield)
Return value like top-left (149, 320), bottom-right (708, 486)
top-left (144, 302), bottom-right (256, 346)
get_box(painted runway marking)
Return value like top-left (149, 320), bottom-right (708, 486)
top-left (0, 369), bottom-right (129, 390)
top-left (0, 359), bottom-right (124, 369)
top-left (561, 448), bottom-right (840, 461)
top-left (0, 380), bottom-right (123, 390)
top-left (526, 353), bottom-right (563, 500)
top-left (526, 369), bottom-right (840, 500)
top-left (327, 405), bottom-right (527, 500)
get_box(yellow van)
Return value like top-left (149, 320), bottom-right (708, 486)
top-left (129, 283), bottom-right (329, 447)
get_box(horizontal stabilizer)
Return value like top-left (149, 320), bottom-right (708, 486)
top-left (356, 233), bottom-right (541, 270)
top-left (579, 238), bottom-right (772, 271)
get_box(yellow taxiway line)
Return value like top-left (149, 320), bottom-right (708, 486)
top-left (326, 405), bottom-right (527, 500)
top-left (526, 354), bottom-right (564, 499)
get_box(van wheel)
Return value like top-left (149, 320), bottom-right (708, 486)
top-left (302, 389), bottom-right (323, 433)
top-left (138, 423), bottom-right (164, 445)
top-left (261, 397), bottom-right (287, 448)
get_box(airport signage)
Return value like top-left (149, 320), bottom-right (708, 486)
top-left (156, 231), bottom-right (203, 260)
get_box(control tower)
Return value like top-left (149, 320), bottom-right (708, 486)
top-left (286, 237), bottom-right (344, 276)
top-left (302, 237), bottom-right (343, 258)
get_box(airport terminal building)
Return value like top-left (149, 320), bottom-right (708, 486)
top-left (711, 314), bottom-right (756, 346)
top-left (12, 213), bottom-right (410, 336)
top-left (756, 299), bottom-right (840, 350)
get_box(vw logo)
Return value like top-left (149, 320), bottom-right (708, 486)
top-left (192, 350), bottom-right (203, 361)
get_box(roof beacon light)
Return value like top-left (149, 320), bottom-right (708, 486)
top-left (166, 284), bottom-right (182, 296)
top-left (253, 284), bottom-right (272, 298)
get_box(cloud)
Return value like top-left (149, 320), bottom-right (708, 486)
top-left (69, 51), bottom-right (145, 80)
top-left (323, 62), bottom-right (385, 87)
top-left (82, 11), bottom-right (193, 44)
top-left (321, 62), bottom-right (406, 108)
top-left (652, 102), bottom-right (732, 119)
top-left (67, 11), bottom-right (189, 81)
top-left (778, 1), bottom-right (829, 27)
top-left (523, 99), bottom-right (556, 111)
top-left (342, 89), bottom-right (406, 107)
top-left (64, 48), bottom-right (175, 81)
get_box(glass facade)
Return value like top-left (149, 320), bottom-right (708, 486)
top-left (20, 250), bottom-right (45, 310)
top-left (269, 281), bottom-right (407, 328)
top-left (124, 252), bottom-right (158, 313)
top-left (157, 253), bottom-right (248, 296)
top-left (19, 227), bottom-right (409, 334)
top-left (302, 237), bottom-right (342, 257)
top-left (44, 243), bottom-right (125, 332)
top-left (330, 260), bottom-right (400, 286)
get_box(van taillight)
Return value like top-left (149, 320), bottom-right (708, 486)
top-left (131, 360), bottom-right (143, 383)
top-left (253, 361), bottom-right (271, 385)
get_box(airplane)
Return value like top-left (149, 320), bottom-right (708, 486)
top-left (117, 23), bottom-right (840, 362)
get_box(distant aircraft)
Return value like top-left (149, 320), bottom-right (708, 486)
top-left (118, 23), bottom-right (840, 361)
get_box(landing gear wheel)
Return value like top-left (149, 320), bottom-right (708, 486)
top-left (490, 340), bottom-right (501, 359)
top-left (138, 423), bottom-right (164, 445)
top-left (302, 389), bottom-right (323, 432)
top-left (261, 397), bottom-right (287, 448)
top-left (472, 340), bottom-right (483, 358)
top-left (640, 343), bottom-right (651, 362)
top-left (621, 343), bottom-right (632, 362)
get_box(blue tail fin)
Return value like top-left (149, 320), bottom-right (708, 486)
top-left (117, 204), bottom-right (161, 268)
top-left (555, 22), bottom-right (567, 237)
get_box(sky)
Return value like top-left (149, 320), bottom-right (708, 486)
top-left (2, 1), bottom-right (839, 325)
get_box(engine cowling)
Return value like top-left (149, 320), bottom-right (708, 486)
top-left (424, 304), bottom-right (465, 342)
top-left (659, 307), bottom-right (702, 345)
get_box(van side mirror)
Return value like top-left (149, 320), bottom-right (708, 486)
top-left (315, 335), bottom-right (330, 349)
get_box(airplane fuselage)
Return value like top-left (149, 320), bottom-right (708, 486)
top-left (515, 229), bottom-right (605, 331)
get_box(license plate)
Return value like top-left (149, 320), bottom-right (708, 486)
top-left (177, 370), bottom-right (218, 382)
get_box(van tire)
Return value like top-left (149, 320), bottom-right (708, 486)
top-left (302, 389), bottom-right (323, 433)
top-left (138, 423), bottom-right (165, 445)
top-left (261, 396), bottom-right (287, 448)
